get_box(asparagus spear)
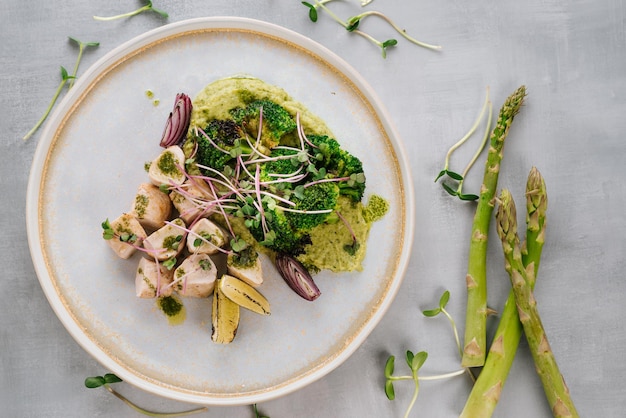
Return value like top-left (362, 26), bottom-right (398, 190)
top-left (461, 85), bottom-right (526, 367)
top-left (460, 167), bottom-right (546, 417)
top-left (495, 189), bottom-right (579, 418)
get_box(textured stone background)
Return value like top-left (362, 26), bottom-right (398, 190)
top-left (2, 1), bottom-right (624, 416)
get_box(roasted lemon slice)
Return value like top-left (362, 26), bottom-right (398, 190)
top-left (211, 278), bottom-right (240, 344)
top-left (219, 274), bottom-right (270, 316)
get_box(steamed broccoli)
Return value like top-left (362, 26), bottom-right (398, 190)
top-left (307, 135), bottom-right (342, 169)
top-left (305, 134), bottom-right (365, 202)
top-left (335, 152), bottom-right (366, 202)
top-left (248, 207), bottom-right (311, 256)
top-left (287, 182), bottom-right (339, 230)
top-left (259, 148), bottom-right (301, 181)
top-left (195, 119), bottom-right (253, 171)
top-left (230, 99), bottom-right (296, 149)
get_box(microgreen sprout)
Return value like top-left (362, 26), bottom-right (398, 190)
top-left (101, 219), bottom-right (115, 240)
top-left (67, 37), bottom-right (99, 89)
top-left (23, 36), bottom-right (99, 141)
top-left (384, 351), bottom-right (428, 418)
top-left (435, 87), bottom-right (493, 201)
top-left (384, 352), bottom-right (466, 418)
top-left (422, 290), bottom-right (462, 358)
top-left (22, 66), bottom-right (75, 141)
top-left (230, 237), bottom-right (248, 252)
top-left (301, 2), bottom-right (319, 22)
top-left (252, 404), bottom-right (270, 418)
top-left (163, 257), bottom-right (177, 270)
top-left (385, 291), bottom-right (467, 416)
top-left (85, 373), bottom-right (207, 417)
top-left (302, 0), bottom-right (440, 58)
top-left (347, 11), bottom-right (442, 51)
top-left (101, 219), bottom-right (139, 244)
top-left (93, 1), bottom-right (168, 21)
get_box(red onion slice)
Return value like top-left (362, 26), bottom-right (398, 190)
top-left (275, 253), bottom-right (321, 301)
top-left (160, 93), bottom-right (192, 148)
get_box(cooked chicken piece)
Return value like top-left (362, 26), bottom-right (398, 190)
top-left (135, 257), bottom-right (174, 298)
top-left (130, 183), bottom-right (172, 230)
top-left (143, 218), bottom-right (186, 261)
top-left (186, 218), bottom-right (226, 255)
top-left (170, 180), bottom-right (215, 224)
top-left (148, 146), bottom-right (186, 187)
top-left (105, 213), bottom-right (147, 259)
top-left (173, 253), bottom-right (217, 298)
top-left (227, 251), bottom-right (263, 287)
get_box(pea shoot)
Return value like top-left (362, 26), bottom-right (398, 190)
top-left (384, 290), bottom-right (466, 416)
top-left (252, 403), bottom-right (271, 418)
top-left (384, 351), bottom-right (428, 418)
top-left (85, 374), bottom-right (207, 417)
top-left (68, 37), bottom-right (100, 89)
top-left (23, 37), bottom-right (99, 141)
top-left (302, 0), bottom-right (441, 58)
top-left (422, 290), bottom-right (462, 357)
top-left (22, 67), bottom-right (74, 141)
top-left (93, 1), bottom-right (168, 21)
top-left (434, 87), bottom-right (493, 201)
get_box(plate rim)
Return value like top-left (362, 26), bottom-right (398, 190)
top-left (26, 16), bottom-right (416, 405)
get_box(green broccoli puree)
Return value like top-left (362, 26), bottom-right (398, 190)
top-left (297, 197), bottom-right (370, 272)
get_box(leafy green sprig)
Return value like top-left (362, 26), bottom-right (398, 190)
top-left (384, 290), bottom-right (467, 417)
top-left (302, 0), bottom-right (440, 58)
top-left (68, 37), bottom-right (100, 89)
top-left (22, 67), bottom-right (74, 141)
top-left (93, 1), bottom-right (168, 21)
top-left (252, 404), bottom-right (270, 418)
top-left (346, 11), bottom-right (441, 51)
top-left (422, 290), bottom-right (462, 358)
top-left (384, 351), bottom-right (428, 418)
top-left (23, 37), bottom-right (99, 141)
top-left (101, 219), bottom-right (139, 244)
top-left (85, 374), bottom-right (207, 417)
top-left (435, 87), bottom-right (493, 201)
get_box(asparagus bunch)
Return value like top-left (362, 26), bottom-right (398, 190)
top-left (460, 167), bottom-right (547, 417)
top-left (462, 85), bottom-right (526, 367)
top-left (494, 189), bottom-right (579, 418)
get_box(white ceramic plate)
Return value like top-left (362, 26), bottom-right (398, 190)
top-left (26, 17), bottom-right (414, 405)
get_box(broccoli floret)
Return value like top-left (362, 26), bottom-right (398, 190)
top-left (230, 99), bottom-right (296, 149)
top-left (259, 148), bottom-right (300, 180)
top-left (205, 119), bottom-right (246, 146)
top-left (307, 135), bottom-right (342, 169)
top-left (248, 208), bottom-right (311, 256)
top-left (287, 182), bottom-right (339, 230)
top-left (195, 119), bottom-right (252, 171)
top-left (335, 151), bottom-right (366, 202)
top-left (305, 134), bottom-right (365, 202)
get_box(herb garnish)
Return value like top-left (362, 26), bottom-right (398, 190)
top-left (302, 0), bottom-right (441, 58)
top-left (67, 37), bottom-right (100, 89)
top-left (93, 1), bottom-right (168, 21)
top-left (85, 373), bottom-right (206, 416)
top-left (23, 37), bottom-right (98, 141)
top-left (384, 290), bottom-right (467, 417)
top-left (434, 87), bottom-right (493, 201)
top-left (253, 403), bottom-right (271, 418)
